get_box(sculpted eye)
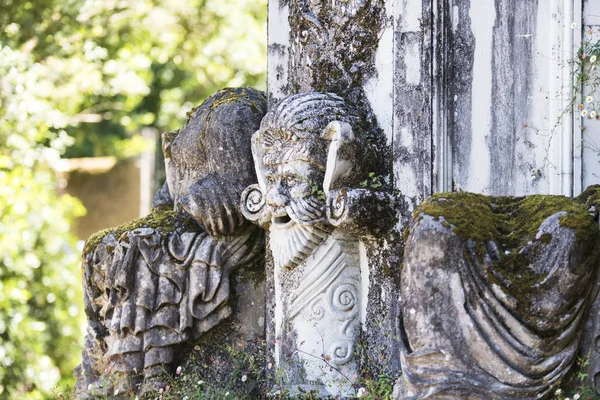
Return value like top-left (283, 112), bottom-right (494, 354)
top-left (266, 176), bottom-right (276, 185)
top-left (285, 175), bottom-right (302, 186)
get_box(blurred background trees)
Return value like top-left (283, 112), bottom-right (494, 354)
top-left (0, 0), bottom-right (266, 397)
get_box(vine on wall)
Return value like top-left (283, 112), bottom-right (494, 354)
top-left (574, 25), bottom-right (600, 122)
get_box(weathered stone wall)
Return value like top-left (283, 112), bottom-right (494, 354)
top-left (269, 0), bottom-right (600, 205)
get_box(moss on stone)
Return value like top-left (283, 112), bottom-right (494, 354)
top-left (234, 250), bottom-right (266, 288)
top-left (184, 87), bottom-right (267, 145)
top-left (416, 187), bottom-right (599, 256)
top-left (412, 186), bottom-right (600, 323)
top-left (83, 205), bottom-right (197, 256)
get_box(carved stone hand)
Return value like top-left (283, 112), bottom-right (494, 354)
top-left (178, 172), bottom-right (248, 237)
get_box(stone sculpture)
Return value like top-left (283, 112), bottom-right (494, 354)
top-left (74, 87), bottom-right (267, 397)
top-left (241, 92), bottom-right (396, 396)
top-left (397, 188), bottom-right (600, 399)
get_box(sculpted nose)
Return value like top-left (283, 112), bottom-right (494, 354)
top-left (267, 186), bottom-right (289, 208)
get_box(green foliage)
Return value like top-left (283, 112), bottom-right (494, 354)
top-left (359, 172), bottom-right (383, 189)
top-left (357, 375), bottom-right (393, 400)
top-left (1, 0), bottom-right (267, 160)
top-left (553, 353), bottom-right (600, 400)
top-left (0, 0), bottom-right (266, 398)
top-left (0, 19), bottom-right (87, 398)
top-left (146, 340), bottom-right (268, 400)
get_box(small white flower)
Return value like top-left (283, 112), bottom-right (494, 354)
top-left (587, 96), bottom-right (594, 104)
top-left (197, 380), bottom-right (204, 385)
top-left (591, 111), bottom-right (597, 118)
top-left (87, 383), bottom-right (93, 391)
top-left (268, 362), bottom-right (273, 370)
top-left (241, 374), bottom-right (248, 382)
top-left (571, 22), bottom-right (576, 29)
top-left (357, 387), bottom-right (367, 397)
top-left (225, 392), bottom-right (230, 396)
top-left (591, 55), bottom-right (598, 63)
top-left (555, 388), bottom-right (562, 395)
top-left (574, 394), bottom-right (581, 399)
top-left (582, 109), bottom-right (588, 117)
top-left (183, 397), bottom-right (189, 400)
top-left (565, 397), bottom-right (571, 400)
top-left (176, 366), bottom-right (182, 375)
top-left (114, 389), bottom-right (120, 396)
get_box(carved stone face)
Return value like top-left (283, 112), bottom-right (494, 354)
top-left (265, 160), bottom-right (325, 227)
top-left (244, 92), bottom-right (364, 268)
top-left (264, 157), bottom-right (331, 269)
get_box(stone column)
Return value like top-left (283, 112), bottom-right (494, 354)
top-left (265, 1), bottom-right (419, 394)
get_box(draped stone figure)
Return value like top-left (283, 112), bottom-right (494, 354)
top-left (74, 88), bottom-right (267, 397)
top-left (398, 188), bottom-right (600, 399)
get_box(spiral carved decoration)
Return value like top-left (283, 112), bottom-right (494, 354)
top-left (241, 184), bottom-right (268, 224)
top-left (331, 342), bottom-right (354, 365)
top-left (309, 297), bottom-right (326, 320)
top-left (332, 283), bottom-right (357, 313)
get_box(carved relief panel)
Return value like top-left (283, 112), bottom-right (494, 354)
top-left (242, 92), bottom-right (395, 396)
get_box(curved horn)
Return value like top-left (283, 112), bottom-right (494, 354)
top-left (251, 129), bottom-right (268, 193)
top-left (322, 120), bottom-right (357, 193)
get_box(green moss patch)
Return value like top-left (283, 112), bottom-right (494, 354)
top-left (83, 205), bottom-right (197, 256)
top-left (415, 186), bottom-right (600, 255)
top-left (410, 185), bottom-right (600, 323)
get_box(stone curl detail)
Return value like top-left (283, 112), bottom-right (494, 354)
top-left (331, 283), bottom-right (357, 313)
top-left (330, 341), bottom-right (354, 366)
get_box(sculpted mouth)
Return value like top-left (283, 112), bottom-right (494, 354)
top-left (274, 214), bottom-right (291, 225)
top-left (271, 208), bottom-right (294, 228)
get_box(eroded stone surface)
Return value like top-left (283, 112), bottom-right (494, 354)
top-left (74, 88), bottom-right (267, 398)
top-left (397, 188), bottom-right (600, 399)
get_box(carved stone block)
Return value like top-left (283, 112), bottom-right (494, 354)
top-left (397, 188), bottom-right (600, 399)
top-left (74, 88), bottom-right (267, 398)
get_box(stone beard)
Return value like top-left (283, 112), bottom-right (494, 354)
top-left (268, 203), bottom-right (331, 269)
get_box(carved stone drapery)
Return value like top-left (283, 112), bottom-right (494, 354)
top-left (398, 189), bottom-right (600, 399)
top-left (75, 88), bottom-right (267, 398)
top-left (242, 92), bottom-right (396, 396)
